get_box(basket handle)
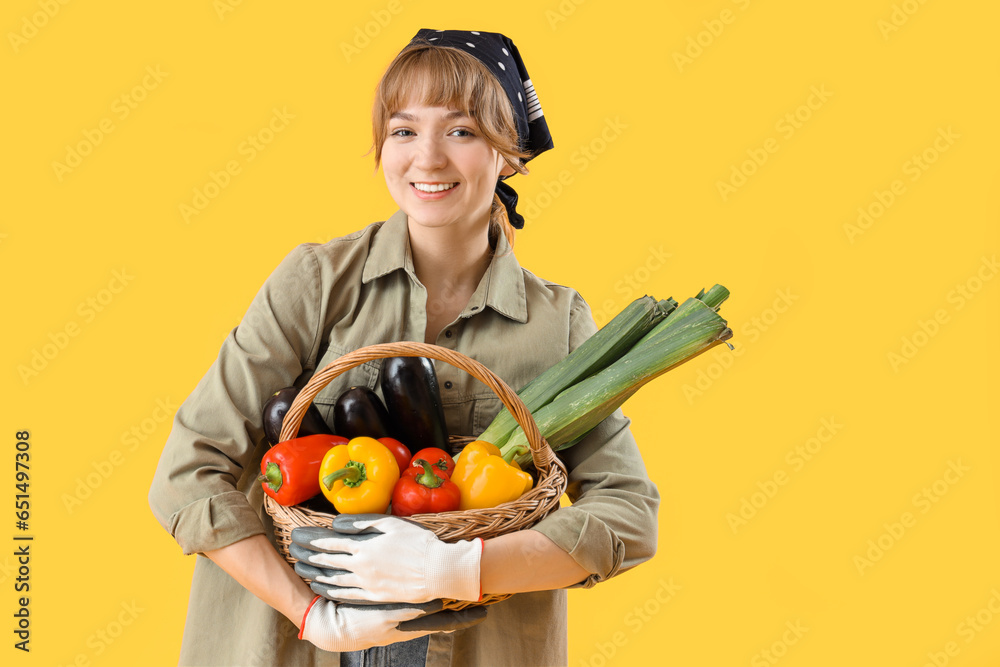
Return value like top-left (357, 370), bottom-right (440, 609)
top-left (279, 342), bottom-right (559, 473)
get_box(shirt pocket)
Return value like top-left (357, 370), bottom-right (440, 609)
top-left (308, 342), bottom-right (382, 425)
top-left (472, 394), bottom-right (504, 436)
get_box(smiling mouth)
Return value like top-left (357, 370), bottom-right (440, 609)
top-left (411, 182), bottom-right (458, 193)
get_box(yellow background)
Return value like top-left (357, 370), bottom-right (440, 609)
top-left (3, 0), bottom-right (999, 665)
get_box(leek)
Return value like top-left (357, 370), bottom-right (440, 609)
top-left (498, 287), bottom-right (733, 467)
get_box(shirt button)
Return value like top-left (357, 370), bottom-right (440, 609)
top-left (444, 329), bottom-right (453, 338)
top-left (444, 381), bottom-right (453, 390)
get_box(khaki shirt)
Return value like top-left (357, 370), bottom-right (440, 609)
top-left (148, 210), bottom-right (660, 666)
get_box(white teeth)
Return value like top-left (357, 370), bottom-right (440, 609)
top-left (412, 182), bottom-right (457, 193)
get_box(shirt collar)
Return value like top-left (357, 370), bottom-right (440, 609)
top-left (362, 210), bottom-right (528, 324)
top-left (362, 209), bottom-right (412, 284)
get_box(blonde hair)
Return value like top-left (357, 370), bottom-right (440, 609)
top-left (370, 41), bottom-right (531, 248)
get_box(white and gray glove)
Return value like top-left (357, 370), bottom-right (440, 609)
top-left (290, 514), bottom-right (482, 604)
top-left (298, 595), bottom-right (486, 652)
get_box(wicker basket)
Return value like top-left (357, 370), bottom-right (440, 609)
top-left (264, 341), bottom-right (568, 610)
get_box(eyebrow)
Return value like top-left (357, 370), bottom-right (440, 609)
top-left (389, 110), bottom-right (470, 121)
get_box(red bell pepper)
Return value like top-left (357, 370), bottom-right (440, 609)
top-left (259, 434), bottom-right (348, 506)
top-left (378, 437), bottom-right (412, 474)
top-left (391, 459), bottom-right (461, 517)
top-left (405, 447), bottom-right (455, 479)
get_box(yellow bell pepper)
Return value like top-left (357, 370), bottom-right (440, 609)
top-left (319, 437), bottom-right (400, 514)
top-left (451, 440), bottom-right (533, 510)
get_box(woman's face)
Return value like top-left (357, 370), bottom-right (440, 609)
top-left (381, 102), bottom-right (509, 235)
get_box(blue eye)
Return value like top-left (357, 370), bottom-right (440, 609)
top-left (450, 128), bottom-right (474, 137)
top-left (391, 129), bottom-right (414, 137)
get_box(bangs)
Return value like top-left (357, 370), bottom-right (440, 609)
top-left (379, 47), bottom-right (485, 117)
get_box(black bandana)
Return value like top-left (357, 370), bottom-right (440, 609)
top-left (407, 29), bottom-right (554, 229)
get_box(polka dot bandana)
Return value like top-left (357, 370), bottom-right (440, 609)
top-left (407, 28), bottom-right (554, 229)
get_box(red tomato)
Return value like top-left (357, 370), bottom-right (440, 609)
top-left (407, 447), bottom-right (455, 478)
top-left (377, 437), bottom-right (411, 474)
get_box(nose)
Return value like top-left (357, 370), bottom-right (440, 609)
top-left (412, 136), bottom-right (448, 171)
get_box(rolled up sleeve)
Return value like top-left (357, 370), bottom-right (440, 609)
top-left (530, 410), bottom-right (659, 587)
top-left (148, 244), bottom-right (324, 555)
top-left (529, 292), bottom-right (660, 587)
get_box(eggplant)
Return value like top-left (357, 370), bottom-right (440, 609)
top-left (380, 356), bottom-right (451, 454)
top-left (262, 386), bottom-right (333, 446)
top-left (333, 386), bottom-right (394, 440)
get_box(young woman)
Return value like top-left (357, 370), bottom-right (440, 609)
top-left (149, 29), bottom-right (659, 666)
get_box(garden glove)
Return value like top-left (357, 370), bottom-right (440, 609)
top-left (299, 595), bottom-right (485, 652)
top-left (290, 514), bottom-right (482, 604)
